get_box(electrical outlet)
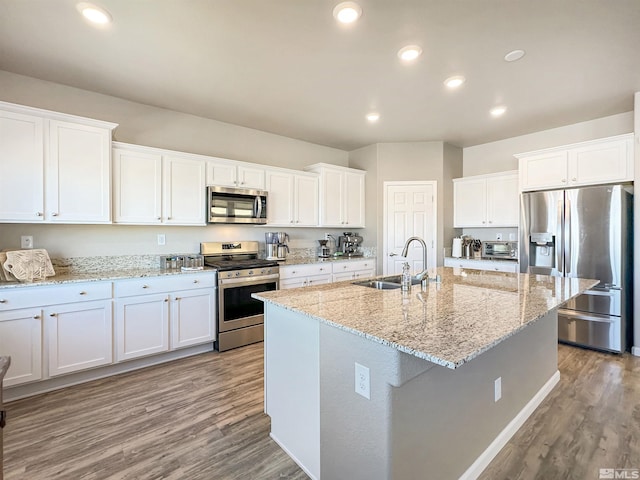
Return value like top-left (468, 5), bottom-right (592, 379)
top-left (496, 233), bottom-right (503, 241)
top-left (21, 235), bottom-right (33, 249)
top-left (157, 234), bottom-right (166, 246)
top-left (494, 377), bottom-right (502, 402)
top-left (355, 362), bottom-right (370, 399)
top-left (325, 233), bottom-right (332, 241)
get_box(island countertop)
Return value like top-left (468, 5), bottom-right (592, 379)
top-left (254, 266), bottom-right (598, 369)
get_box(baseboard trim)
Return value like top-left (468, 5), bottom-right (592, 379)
top-left (270, 432), bottom-right (319, 480)
top-left (459, 370), bottom-right (561, 480)
top-left (632, 346), bottom-right (640, 357)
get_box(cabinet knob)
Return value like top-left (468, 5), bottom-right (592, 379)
top-left (193, 279), bottom-right (199, 284)
top-left (240, 181), bottom-right (245, 185)
top-left (291, 270), bottom-right (296, 274)
top-left (164, 297), bottom-right (169, 302)
top-left (36, 212), bottom-right (43, 217)
top-left (79, 291), bottom-right (87, 295)
top-left (52, 212), bottom-right (59, 217)
top-left (290, 220), bottom-right (294, 223)
top-left (572, 177), bottom-right (577, 181)
top-left (142, 285), bottom-right (149, 289)
top-left (482, 221), bottom-right (486, 224)
top-left (50, 313), bottom-right (56, 317)
top-left (488, 221), bottom-right (492, 224)
top-left (167, 216), bottom-right (172, 220)
top-left (34, 315), bottom-right (40, 319)
top-left (157, 216), bottom-right (161, 220)
top-left (175, 297), bottom-right (181, 301)
top-left (0, 299), bottom-right (5, 303)
top-left (561, 178), bottom-right (567, 183)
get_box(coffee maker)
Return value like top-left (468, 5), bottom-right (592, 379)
top-left (265, 232), bottom-right (289, 260)
top-left (338, 232), bottom-right (363, 257)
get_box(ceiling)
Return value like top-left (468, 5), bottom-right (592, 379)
top-left (1, 1), bottom-right (639, 151)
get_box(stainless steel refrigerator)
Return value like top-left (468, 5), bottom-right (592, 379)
top-left (520, 184), bottom-right (633, 353)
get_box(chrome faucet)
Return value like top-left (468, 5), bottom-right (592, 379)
top-left (401, 236), bottom-right (429, 281)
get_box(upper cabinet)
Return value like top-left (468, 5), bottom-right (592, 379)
top-left (113, 143), bottom-right (206, 225)
top-left (453, 171), bottom-right (519, 228)
top-left (206, 158), bottom-right (265, 190)
top-left (265, 168), bottom-right (319, 227)
top-left (305, 163), bottom-right (366, 228)
top-left (0, 101), bottom-right (117, 223)
top-left (517, 134), bottom-right (634, 191)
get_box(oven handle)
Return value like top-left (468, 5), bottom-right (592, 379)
top-left (218, 273), bottom-right (280, 288)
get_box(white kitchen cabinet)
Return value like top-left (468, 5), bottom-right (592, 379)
top-left (279, 263), bottom-right (333, 289)
top-left (113, 143), bottom-right (205, 225)
top-left (0, 307), bottom-right (43, 387)
top-left (206, 158), bottom-right (265, 189)
top-left (331, 259), bottom-right (376, 282)
top-left (305, 163), bottom-right (366, 228)
top-left (444, 257), bottom-right (519, 273)
top-left (265, 168), bottom-right (319, 227)
top-left (453, 171), bottom-right (519, 228)
top-left (46, 299), bottom-right (113, 376)
top-left (517, 134), bottom-right (633, 191)
top-left (0, 101), bottom-right (117, 223)
top-left (115, 273), bottom-right (216, 361)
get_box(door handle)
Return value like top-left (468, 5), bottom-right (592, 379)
top-left (389, 253), bottom-right (398, 257)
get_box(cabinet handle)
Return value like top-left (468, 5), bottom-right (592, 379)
top-left (572, 177), bottom-right (577, 181)
top-left (34, 315), bottom-right (40, 319)
top-left (167, 216), bottom-right (172, 220)
top-left (193, 279), bottom-right (199, 284)
top-left (142, 285), bottom-right (149, 289)
top-left (79, 291), bottom-right (87, 295)
top-left (52, 212), bottom-right (59, 217)
top-left (290, 220), bottom-right (294, 224)
top-left (175, 297), bottom-right (181, 301)
top-left (319, 268), bottom-right (324, 271)
top-left (36, 212), bottom-right (43, 217)
top-left (50, 313), bottom-right (56, 317)
top-left (482, 221), bottom-right (486, 224)
top-left (488, 220), bottom-right (492, 224)
top-left (164, 297), bottom-right (169, 302)
top-left (0, 299), bottom-right (5, 303)
top-left (291, 270), bottom-right (296, 274)
top-left (157, 216), bottom-right (161, 220)
top-left (240, 181), bottom-right (245, 185)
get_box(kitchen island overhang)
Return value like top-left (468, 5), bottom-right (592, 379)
top-left (254, 268), bottom-right (598, 480)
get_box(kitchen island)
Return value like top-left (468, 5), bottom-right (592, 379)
top-left (253, 267), bottom-right (597, 480)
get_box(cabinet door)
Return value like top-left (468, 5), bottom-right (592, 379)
top-left (0, 110), bottom-right (44, 222)
top-left (0, 307), bottom-right (42, 387)
top-left (47, 120), bottom-right (112, 223)
top-left (206, 160), bottom-right (237, 187)
top-left (279, 278), bottom-right (308, 290)
top-left (352, 269), bottom-right (375, 280)
top-left (265, 169), bottom-right (294, 225)
top-left (486, 175), bottom-right (519, 227)
top-left (115, 293), bottom-right (169, 361)
top-left (294, 175), bottom-right (319, 226)
top-left (319, 169), bottom-right (344, 227)
top-left (305, 274), bottom-right (332, 287)
top-left (344, 172), bottom-right (365, 227)
top-left (113, 148), bottom-right (162, 224)
top-left (331, 272), bottom-right (355, 282)
top-left (46, 300), bottom-right (113, 376)
top-left (519, 152), bottom-right (568, 191)
top-left (170, 289), bottom-right (216, 349)
top-left (163, 155), bottom-right (206, 225)
top-left (453, 178), bottom-right (487, 227)
top-left (238, 165), bottom-right (265, 189)
top-left (569, 138), bottom-right (633, 186)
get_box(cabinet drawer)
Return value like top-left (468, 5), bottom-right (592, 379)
top-left (280, 263), bottom-right (331, 279)
top-left (0, 281), bottom-right (112, 311)
top-left (332, 259), bottom-right (374, 273)
top-left (115, 273), bottom-right (215, 297)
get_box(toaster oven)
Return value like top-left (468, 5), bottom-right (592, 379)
top-left (482, 241), bottom-right (518, 260)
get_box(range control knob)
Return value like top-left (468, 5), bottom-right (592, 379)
top-left (248, 270), bottom-right (254, 275)
top-left (235, 272), bottom-right (240, 277)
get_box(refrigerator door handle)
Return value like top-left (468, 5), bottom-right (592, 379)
top-left (558, 308), bottom-right (616, 324)
top-left (564, 192), bottom-right (571, 276)
top-left (556, 191), bottom-right (564, 276)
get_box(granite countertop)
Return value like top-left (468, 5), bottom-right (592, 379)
top-left (254, 266), bottom-right (598, 369)
top-left (0, 267), bottom-right (216, 290)
top-left (278, 256), bottom-right (375, 266)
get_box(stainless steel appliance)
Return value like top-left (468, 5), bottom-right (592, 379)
top-left (264, 232), bottom-right (289, 260)
top-left (317, 239), bottom-right (330, 258)
top-left (201, 241), bottom-right (279, 351)
top-left (520, 185), bottom-right (633, 353)
top-left (207, 186), bottom-right (268, 224)
top-left (338, 232), bottom-right (363, 257)
top-left (482, 241), bottom-right (518, 260)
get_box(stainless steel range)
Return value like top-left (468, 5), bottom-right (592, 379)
top-left (200, 241), bottom-right (279, 352)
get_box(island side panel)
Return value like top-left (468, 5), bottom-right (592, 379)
top-left (264, 303), bottom-right (320, 479)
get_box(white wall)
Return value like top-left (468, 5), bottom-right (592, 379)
top-left (463, 111), bottom-right (634, 176)
top-left (0, 70), bottom-right (350, 258)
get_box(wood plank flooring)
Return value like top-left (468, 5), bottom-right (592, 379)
top-left (3, 343), bottom-right (640, 479)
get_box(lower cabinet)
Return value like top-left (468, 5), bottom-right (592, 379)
top-left (114, 273), bottom-right (216, 361)
top-left (331, 259), bottom-right (376, 282)
top-left (46, 299), bottom-right (113, 376)
top-left (0, 307), bottom-right (43, 387)
top-left (279, 260), bottom-right (376, 290)
top-left (444, 257), bottom-right (519, 273)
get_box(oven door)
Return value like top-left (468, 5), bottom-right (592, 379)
top-left (218, 275), bottom-right (278, 332)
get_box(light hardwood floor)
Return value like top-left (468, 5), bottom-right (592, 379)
top-left (3, 343), bottom-right (639, 479)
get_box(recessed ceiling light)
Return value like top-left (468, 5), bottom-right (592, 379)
top-left (490, 106), bottom-right (507, 117)
top-left (76, 2), bottom-right (112, 25)
top-left (366, 112), bottom-right (380, 122)
top-left (504, 49), bottom-right (525, 62)
top-left (397, 45), bottom-right (422, 62)
top-left (333, 2), bottom-right (362, 24)
top-left (444, 76), bottom-right (466, 89)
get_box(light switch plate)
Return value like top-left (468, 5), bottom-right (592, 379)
top-left (21, 235), bottom-right (33, 249)
top-left (355, 362), bottom-right (370, 399)
top-left (157, 234), bottom-right (166, 246)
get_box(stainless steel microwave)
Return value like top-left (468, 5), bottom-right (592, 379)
top-left (207, 186), bottom-right (268, 224)
top-left (482, 241), bottom-right (518, 260)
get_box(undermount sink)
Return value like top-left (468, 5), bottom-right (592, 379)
top-left (352, 275), bottom-right (422, 290)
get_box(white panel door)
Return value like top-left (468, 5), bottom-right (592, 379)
top-left (170, 289), bottom-right (216, 349)
top-left (163, 155), bottom-right (206, 225)
top-left (47, 120), bottom-right (112, 223)
top-left (384, 182), bottom-right (436, 276)
top-left (0, 307), bottom-right (42, 387)
top-left (453, 177), bottom-right (487, 227)
top-left (344, 172), bottom-right (365, 227)
top-left (294, 174), bottom-right (319, 226)
top-left (46, 300), bottom-right (113, 376)
top-left (238, 165), bottom-right (266, 189)
top-left (116, 293), bottom-right (169, 361)
top-left (569, 138), bottom-right (632, 186)
top-left (320, 169), bottom-right (344, 226)
top-left (519, 152), bottom-right (568, 191)
top-left (265, 169), bottom-right (294, 225)
top-left (206, 160), bottom-right (237, 187)
top-left (486, 174), bottom-right (519, 227)
top-left (113, 148), bottom-right (162, 224)
top-left (0, 110), bottom-right (44, 222)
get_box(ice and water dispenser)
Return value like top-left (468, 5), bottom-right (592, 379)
top-left (528, 233), bottom-right (555, 270)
